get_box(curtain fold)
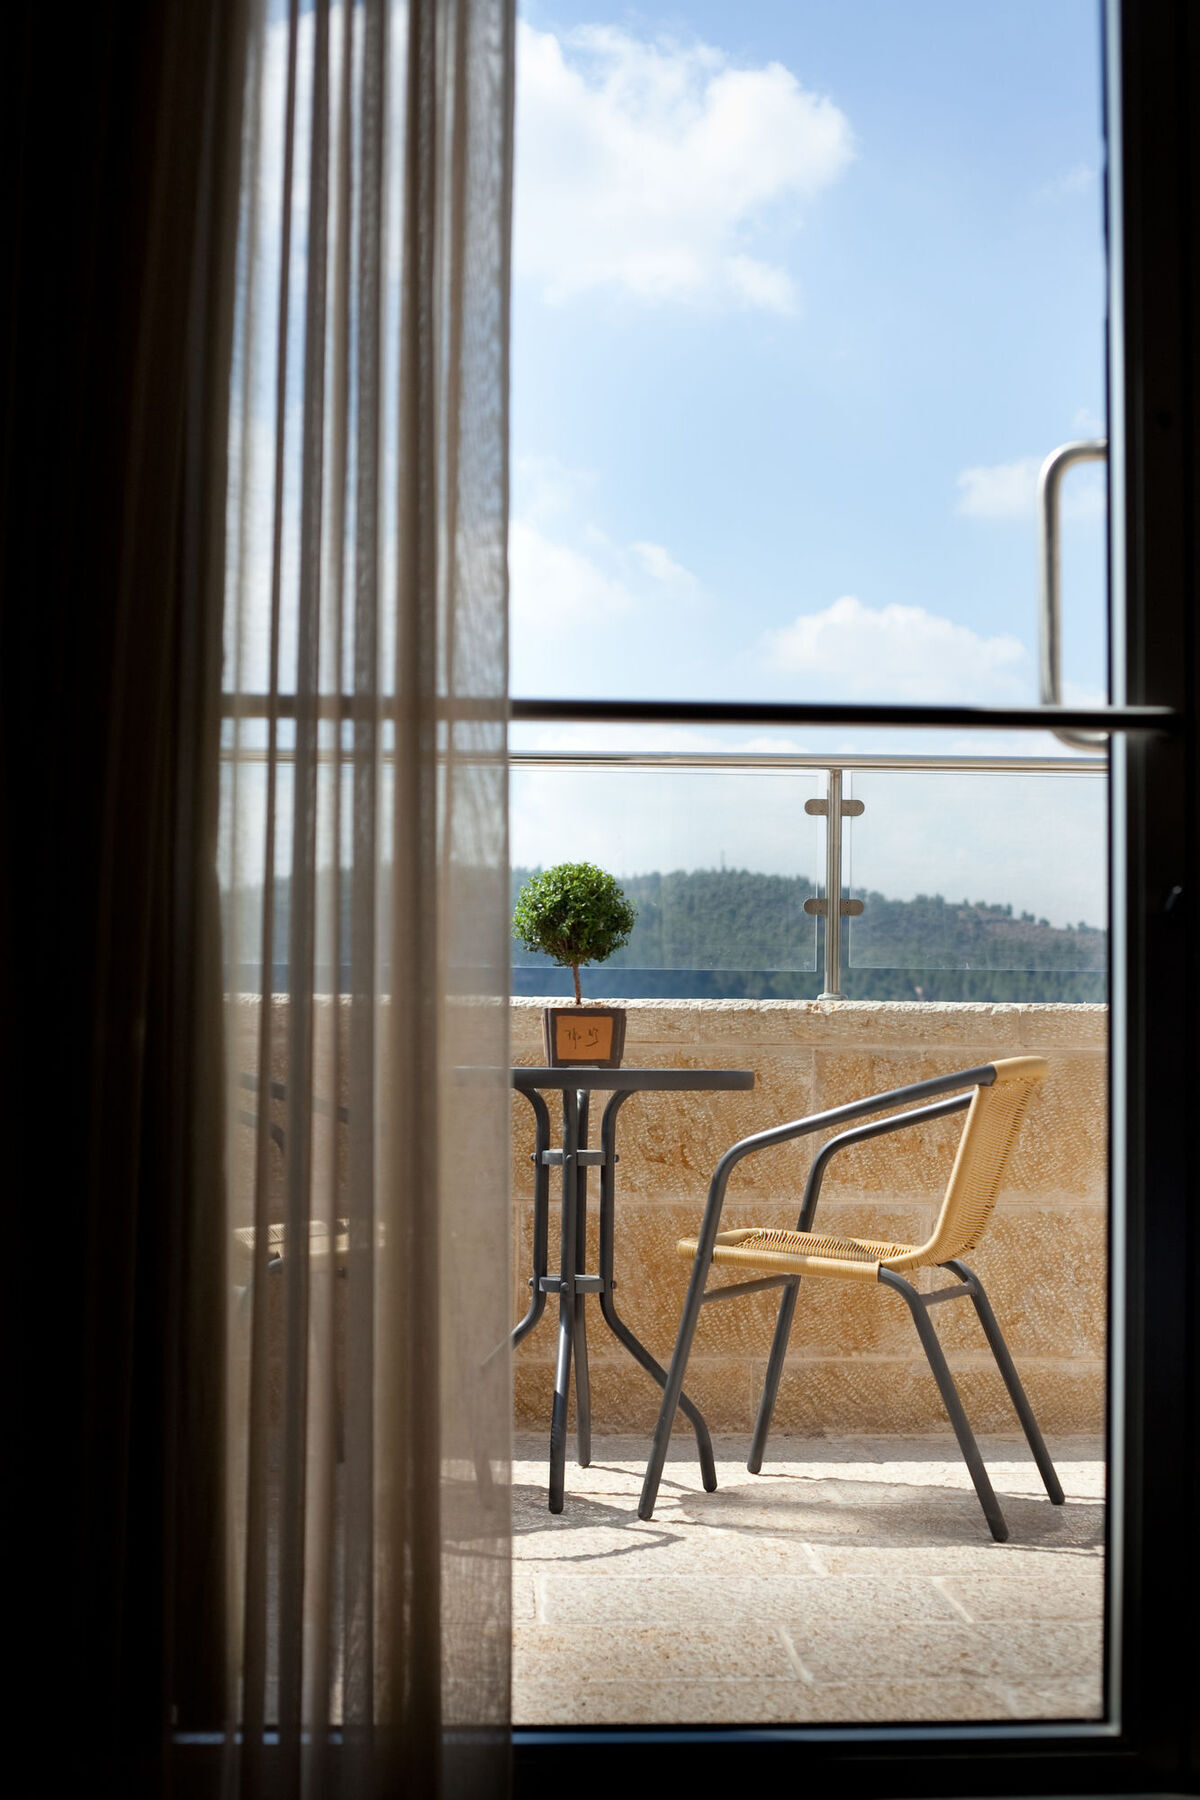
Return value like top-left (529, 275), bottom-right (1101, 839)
top-left (221, 2), bottom-right (514, 1792)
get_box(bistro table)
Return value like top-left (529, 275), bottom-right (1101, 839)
top-left (510, 1065), bottom-right (755, 1512)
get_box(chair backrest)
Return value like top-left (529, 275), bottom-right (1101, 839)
top-left (915, 1056), bottom-right (1049, 1267)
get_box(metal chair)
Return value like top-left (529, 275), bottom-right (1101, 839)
top-left (638, 1056), bottom-right (1063, 1542)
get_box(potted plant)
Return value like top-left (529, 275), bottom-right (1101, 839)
top-left (512, 862), bottom-right (637, 1066)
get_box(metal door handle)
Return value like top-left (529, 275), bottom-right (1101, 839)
top-left (1037, 438), bottom-right (1108, 749)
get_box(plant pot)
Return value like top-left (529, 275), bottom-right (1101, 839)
top-left (541, 1005), bottom-right (627, 1069)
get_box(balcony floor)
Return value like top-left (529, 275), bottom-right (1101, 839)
top-left (512, 1432), bottom-right (1105, 1727)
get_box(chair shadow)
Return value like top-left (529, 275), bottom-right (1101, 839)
top-left (674, 1470), bottom-right (1105, 1551)
top-left (511, 1479), bottom-right (684, 1561)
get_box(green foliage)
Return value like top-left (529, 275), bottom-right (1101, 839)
top-left (511, 862), bottom-right (637, 1003)
top-left (225, 864), bottom-right (1108, 1004)
top-left (509, 866), bottom-right (1107, 1004)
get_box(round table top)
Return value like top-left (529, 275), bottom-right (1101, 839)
top-left (511, 1066), bottom-right (754, 1093)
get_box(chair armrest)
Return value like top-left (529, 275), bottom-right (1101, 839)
top-left (793, 1091), bottom-right (971, 1233)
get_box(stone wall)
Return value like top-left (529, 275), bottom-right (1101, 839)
top-left (225, 996), bottom-right (1107, 1439)
top-left (511, 999), bottom-right (1107, 1438)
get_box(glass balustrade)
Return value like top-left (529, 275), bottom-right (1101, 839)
top-left (218, 739), bottom-right (1107, 1002)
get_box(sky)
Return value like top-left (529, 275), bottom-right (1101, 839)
top-left (508, 0), bottom-right (1110, 928)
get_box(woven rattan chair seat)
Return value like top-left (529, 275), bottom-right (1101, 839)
top-left (679, 1225), bottom-right (919, 1282)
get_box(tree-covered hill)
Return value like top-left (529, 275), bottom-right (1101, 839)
top-left (221, 865), bottom-right (1108, 1002)
top-left (509, 867), bottom-right (1106, 1003)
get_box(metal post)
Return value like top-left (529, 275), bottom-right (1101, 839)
top-left (804, 768), bottom-right (863, 999)
top-left (820, 768), bottom-right (845, 999)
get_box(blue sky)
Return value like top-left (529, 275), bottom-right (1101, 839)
top-left (510, 0), bottom-right (1107, 710)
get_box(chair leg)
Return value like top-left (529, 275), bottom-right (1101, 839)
top-left (549, 1297), bottom-right (573, 1516)
top-left (748, 1278), bottom-right (801, 1474)
top-left (638, 1252), bottom-right (713, 1520)
top-left (944, 1259), bottom-right (1065, 1505)
top-left (879, 1269), bottom-right (1009, 1542)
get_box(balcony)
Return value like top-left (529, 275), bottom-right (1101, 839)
top-left (507, 993), bottom-right (1106, 1726)
top-left (225, 988), bottom-right (1106, 1728)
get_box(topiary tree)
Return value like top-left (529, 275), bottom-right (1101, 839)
top-left (512, 862), bottom-right (637, 1005)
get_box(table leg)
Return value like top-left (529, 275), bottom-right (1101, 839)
top-left (506, 1087), bottom-right (551, 1356)
top-left (548, 1086), bottom-right (579, 1514)
top-left (572, 1090), bottom-right (592, 1469)
top-left (594, 1090), bottom-right (717, 1493)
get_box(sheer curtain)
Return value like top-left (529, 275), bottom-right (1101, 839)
top-left (221, 0), bottom-right (513, 1790)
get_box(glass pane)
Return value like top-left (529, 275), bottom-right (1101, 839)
top-left (219, 730), bottom-right (393, 994)
top-left (510, 765), bottom-right (822, 995)
top-left (847, 768), bottom-right (1106, 999)
top-left (510, 744), bottom-right (1109, 1731)
top-left (508, 0), bottom-right (1109, 1740)
top-left (511, 0), bottom-right (1107, 708)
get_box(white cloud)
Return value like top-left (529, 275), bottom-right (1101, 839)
top-left (1034, 161), bottom-right (1098, 204)
top-left (509, 518), bottom-right (640, 630)
top-left (760, 594), bottom-right (1031, 705)
top-left (508, 472), bottom-right (707, 696)
top-left (509, 452), bottom-right (704, 646)
top-left (509, 516), bottom-right (702, 636)
top-left (724, 254), bottom-right (798, 312)
top-left (511, 453), bottom-right (599, 527)
top-left (630, 540), bottom-right (696, 587)
top-left (956, 456), bottom-right (1042, 520)
top-left (956, 456), bottom-right (1107, 524)
top-left (514, 21), bottom-right (853, 311)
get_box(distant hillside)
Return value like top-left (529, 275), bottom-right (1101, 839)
top-left (222, 865), bottom-right (1107, 1002)
top-left (509, 867), bottom-right (1106, 1003)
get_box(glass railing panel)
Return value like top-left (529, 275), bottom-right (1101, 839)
top-left (509, 765), bottom-right (822, 998)
top-left (220, 720), bottom-right (387, 995)
top-left (846, 768), bottom-right (1106, 1000)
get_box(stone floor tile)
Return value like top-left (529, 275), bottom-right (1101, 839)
top-left (813, 1542), bottom-right (1100, 1575)
top-left (538, 1570), bottom-right (959, 1627)
top-left (513, 1678), bottom-right (806, 1727)
top-left (512, 1621), bottom-right (798, 1684)
top-left (1002, 1677), bottom-right (1105, 1720)
top-left (785, 1618), bottom-right (1102, 1685)
top-left (511, 1573), bottom-right (539, 1621)
top-left (762, 1678), bottom-right (1018, 1725)
top-left (513, 1675), bottom-right (1025, 1727)
top-left (937, 1568), bottom-right (1105, 1621)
